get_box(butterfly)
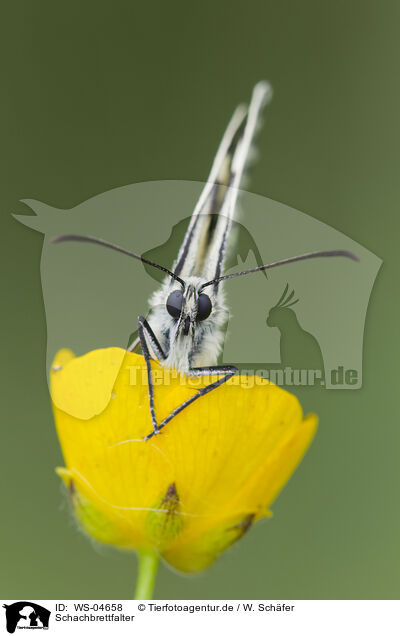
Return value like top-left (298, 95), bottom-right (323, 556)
top-left (54, 81), bottom-right (357, 439)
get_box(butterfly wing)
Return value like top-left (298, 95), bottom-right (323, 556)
top-left (173, 81), bottom-right (272, 283)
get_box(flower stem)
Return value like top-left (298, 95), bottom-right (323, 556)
top-left (134, 549), bottom-right (159, 599)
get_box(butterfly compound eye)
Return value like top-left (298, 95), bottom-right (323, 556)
top-left (197, 293), bottom-right (212, 321)
top-left (166, 289), bottom-right (183, 318)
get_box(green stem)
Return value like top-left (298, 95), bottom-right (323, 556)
top-left (134, 549), bottom-right (159, 599)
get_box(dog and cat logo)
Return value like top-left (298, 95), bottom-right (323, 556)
top-left (2, 603), bottom-right (50, 633)
top-left (15, 182), bottom-right (381, 389)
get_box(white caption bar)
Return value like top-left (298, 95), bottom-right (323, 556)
top-left (1, 600), bottom-right (398, 635)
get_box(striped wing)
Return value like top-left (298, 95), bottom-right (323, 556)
top-left (173, 81), bottom-right (272, 283)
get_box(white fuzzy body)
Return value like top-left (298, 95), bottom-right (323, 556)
top-left (141, 82), bottom-right (271, 373)
top-left (148, 276), bottom-right (228, 373)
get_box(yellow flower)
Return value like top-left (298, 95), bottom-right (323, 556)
top-left (51, 347), bottom-right (317, 573)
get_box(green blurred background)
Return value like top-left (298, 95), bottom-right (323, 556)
top-left (1, 0), bottom-right (398, 599)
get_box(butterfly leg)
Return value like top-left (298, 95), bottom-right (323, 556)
top-left (136, 315), bottom-right (167, 436)
top-left (135, 317), bottom-right (237, 440)
top-left (144, 364), bottom-right (237, 441)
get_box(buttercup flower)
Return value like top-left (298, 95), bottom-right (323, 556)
top-left (51, 347), bottom-right (317, 578)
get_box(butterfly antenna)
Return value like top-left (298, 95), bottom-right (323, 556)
top-left (52, 234), bottom-right (185, 286)
top-left (200, 249), bottom-right (359, 289)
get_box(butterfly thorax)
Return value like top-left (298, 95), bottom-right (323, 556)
top-left (148, 276), bottom-right (228, 374)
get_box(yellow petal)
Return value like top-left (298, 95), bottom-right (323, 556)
top-left (51, 347), bottom-right (126, 419)
top-left (51, 348), bottom-right (317, 571)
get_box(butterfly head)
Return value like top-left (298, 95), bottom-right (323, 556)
top-left (165, 279), bottom-right (213, 338)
